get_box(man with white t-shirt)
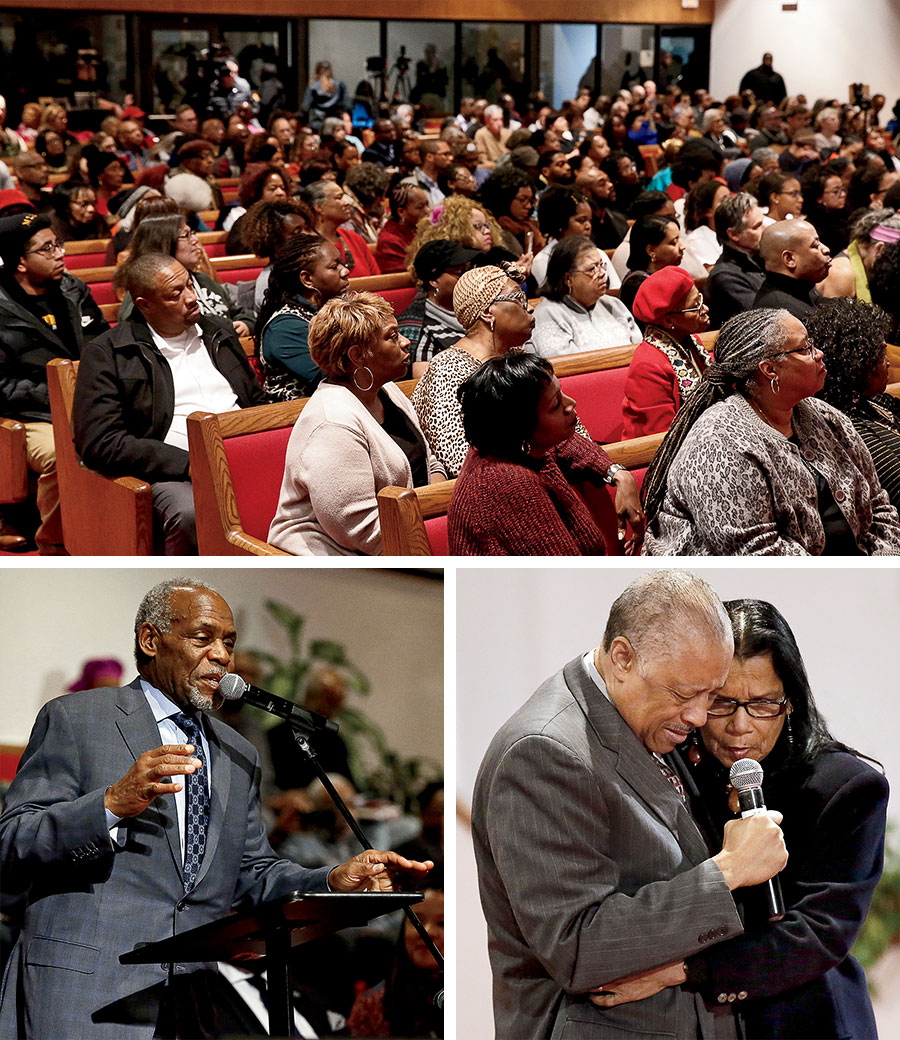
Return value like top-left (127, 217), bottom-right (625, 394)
top-left (73, 253), bottom-right (265, 553)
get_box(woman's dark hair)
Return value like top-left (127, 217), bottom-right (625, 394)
top-left (807, 298), bottom-right (890, 411)
top-left (847, 165), bottom-right (886, 212)
top-left (628, 215), bottom-right (678, 272)
top-left (801, 165), bottom-right (841, 212)
top-left (241, 197), bottom-right (312, 258)
top-left (238, 163), bottom-right (289, 208)
top-left (51, 180), bottom-right (95, 220)
top-left (458, 353), bottom-right (554, 459)
top-left (388, 181), bottom-right (424, 222)
top-left (755, 169), bottom-right (794, 208)
top-left (537, 184), bottom-right (588, 239)
top-left (670, 141), bottom-right (723, 190)
top-left (478, 168), bottom-right (534, 221)
top-left (243, 136), bottom-right (280, 165)
top-left (868, 243), bottom-right (900, 342)
top-left (721, 598), bottom-right (873, 772)
top-left (114, 214), bottom-right (183, 293)
top-left (627, 190), bottom-right (671, 220)
top-left (684, 179), bottom-right (726, 233)
top-left (543, 234), bottom-right (594, 301)
top-left (255, 231), bottom-right (330, 348)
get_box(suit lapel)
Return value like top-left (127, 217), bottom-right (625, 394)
top-left (562, 657), bottom-right (710, 866)
top-left (114, 680), bottom-right (183, 879)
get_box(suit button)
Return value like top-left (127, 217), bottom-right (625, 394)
top-left (717, 993), bottom-right (728, 1004)
top-left (737, 991), bottom-right (748, 1000)
top-left (727, 993), bottom-right (736, 1003)
top-left (176, 901), bottom-right (186, 912)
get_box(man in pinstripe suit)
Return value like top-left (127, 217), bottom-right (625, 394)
top-left (472, 571), bottom-right (788, 1039)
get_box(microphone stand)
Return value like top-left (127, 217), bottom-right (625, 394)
top-left (288, 726), bottom-right (444, 982)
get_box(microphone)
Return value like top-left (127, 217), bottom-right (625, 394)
top-left (217, 673), bottom-right (339, 734)
top-left (729, 758), bottom-right (785, 921)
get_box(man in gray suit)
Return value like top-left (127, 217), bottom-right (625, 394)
top-left (472, 571), bottom-right (788, 1039)
top-left (0, 578), bottom-right (431, 1039)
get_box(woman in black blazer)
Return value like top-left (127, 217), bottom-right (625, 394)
top-left (592, 598), bottom-right (888, 1040)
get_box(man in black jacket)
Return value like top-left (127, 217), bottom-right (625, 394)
top-left (0, 211), bottom-right (109, 552)
top-left (753, 220), bottom-right (831, 320)
top-left (706, 192), bottom-right (766, 329)
top-left (73, 253), bottom-right (265, 554)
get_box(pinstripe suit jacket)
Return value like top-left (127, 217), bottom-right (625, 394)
top-left (471, 656), bottom-right (744, 1040)
top-left (0, 681), bottom-right (331, 1040)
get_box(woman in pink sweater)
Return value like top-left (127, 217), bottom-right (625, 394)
top-left (448, 354), bottom-right (645, 555)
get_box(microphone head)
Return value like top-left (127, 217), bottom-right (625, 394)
top-left (217, 673), bottom-right (248, 701)
top-left (729, 757), bottom-right (764, 791)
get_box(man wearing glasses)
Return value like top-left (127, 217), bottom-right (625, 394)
top-left (0, 211), bottom-right (108, 553)
top-left (472, 570), bottom-right (789, 1040)
top-left (754, 219), bottom-right (831, 320)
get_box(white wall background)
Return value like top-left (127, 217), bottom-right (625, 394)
top-left (710, 0), bottom-right (900, 111)
top-left (0, 566), bottom-right (443, 774)
top-left (456, 565), bottom-right (900, 1040)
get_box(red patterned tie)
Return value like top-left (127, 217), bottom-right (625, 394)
top-left (655, 755), bottom-right (686, 801)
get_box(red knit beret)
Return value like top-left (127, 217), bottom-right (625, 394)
top-left (632, 266), bottom-right (695, 323)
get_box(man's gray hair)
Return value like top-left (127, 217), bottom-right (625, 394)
top-left (714, 191), bottom-right (757, 246)
top-left (484, 104), bottom-right (504, 120)
top-left (133, 577), bottom-right (223, 668)
top-left (602, 570), bottom-right (732, 663)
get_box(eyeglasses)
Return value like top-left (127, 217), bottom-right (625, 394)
top-left (777, 189), bottom-right (803, 197)
top-left (776, 341), bottom-right (817, 359)
top-left (26, 239), bottom-right (65, 257)
top-left (823, 186), bottom-right (847, 196)
top-left (572, 262), bottom-right (606, 279)
top-left (667, 292), bottom-right (704, 315)
top-left (706, 697), bottom-right (789, 718)
top-left (492, 290), bottom-right (529, 310)
top-left (177, 228), bottom-right (198, 240)
top-left (471, 221), bottom-right (491, 234)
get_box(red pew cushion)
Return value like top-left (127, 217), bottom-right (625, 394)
top-left (222, 426), bottom-right (292, 541)
top-left (559, 366), bottom-right (630, 444)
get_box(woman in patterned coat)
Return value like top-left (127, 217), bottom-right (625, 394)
top-left (642, 308), bottom-right (900, 555)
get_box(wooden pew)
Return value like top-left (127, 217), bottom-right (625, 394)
top-left (46, 359), bottom-right (154, 555)
top-left (0, 418), bottom-right (28, 505)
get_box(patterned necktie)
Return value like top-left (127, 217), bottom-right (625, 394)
top-left (172, 711), bottom-right (209, 891)
top-left (654, 755), bottom-right (686, 801)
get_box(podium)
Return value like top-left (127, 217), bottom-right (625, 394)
top-left (121, 890), bottom-right (422, 1038)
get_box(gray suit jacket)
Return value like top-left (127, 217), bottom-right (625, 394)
top-left (0, 681), bottom-right (331, 1040)
top-left (472, 656), bottom-right (744, 1040)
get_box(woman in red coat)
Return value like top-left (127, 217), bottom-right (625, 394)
top-left (621, 265), bottom-right (712, 439)
top-left (302, 178), bottom-right (381, 277)
top-left (375, 183), bottom-right (431, 273)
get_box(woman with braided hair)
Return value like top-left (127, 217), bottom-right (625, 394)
top-left (642, 308), bottom-right (900, 555)
top-left (256, 232), bottom-right (349, 400)
top-left (375, 183), bottom-right (431, 273)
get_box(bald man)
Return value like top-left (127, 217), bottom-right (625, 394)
top-left (72, 252), bottom-right (265, 553)
top-left (753, 220), bottom-right (831, 319)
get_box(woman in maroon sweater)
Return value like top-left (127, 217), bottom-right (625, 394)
top-left (448, 354), bottom-right (645, 555)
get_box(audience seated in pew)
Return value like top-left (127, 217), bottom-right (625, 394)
top-left (115, 213), bottom-right (254, 337)
top-left (239, 197), bottom-right (313, 310)
top-left (0, 212), bottom-right (109, 553)
top-left (531, 235), bottom-right (638, 359)
top-left (680, 179), bottom-right (729, 280)
top-left (49, 181), bottom-right (109, 242)
top-left (223, 163), bottom-right (292, 253)
top-left (256, 232), bottom-right (349, 401)
top-left (622, 266), bottom-right (713, 440)
top-left (374, 183), bottom-right (431, 274)
top-left (73, 252), bottom-right (265, 554)
top-left (532, 185), bottom-right (619, 290)
top-left (448, 354), bottom-right (644, 556)
top-left (809, 298), bottom-right (900, 515)
top-left (641, 308), bottom-right (900, 556)
top-left (268, 292), bottom-right (444, 555)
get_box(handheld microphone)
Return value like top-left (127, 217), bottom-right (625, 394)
top-left (729, 758), bottom-right (785, 921)
top-left (217, 673), bottom-right (339, 734)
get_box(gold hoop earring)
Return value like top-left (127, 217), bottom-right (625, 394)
top-left (353, 366), bottom-right (375, 392)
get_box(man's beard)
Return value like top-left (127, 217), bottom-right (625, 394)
top-left (185, 679), bottom-right (224, 712)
